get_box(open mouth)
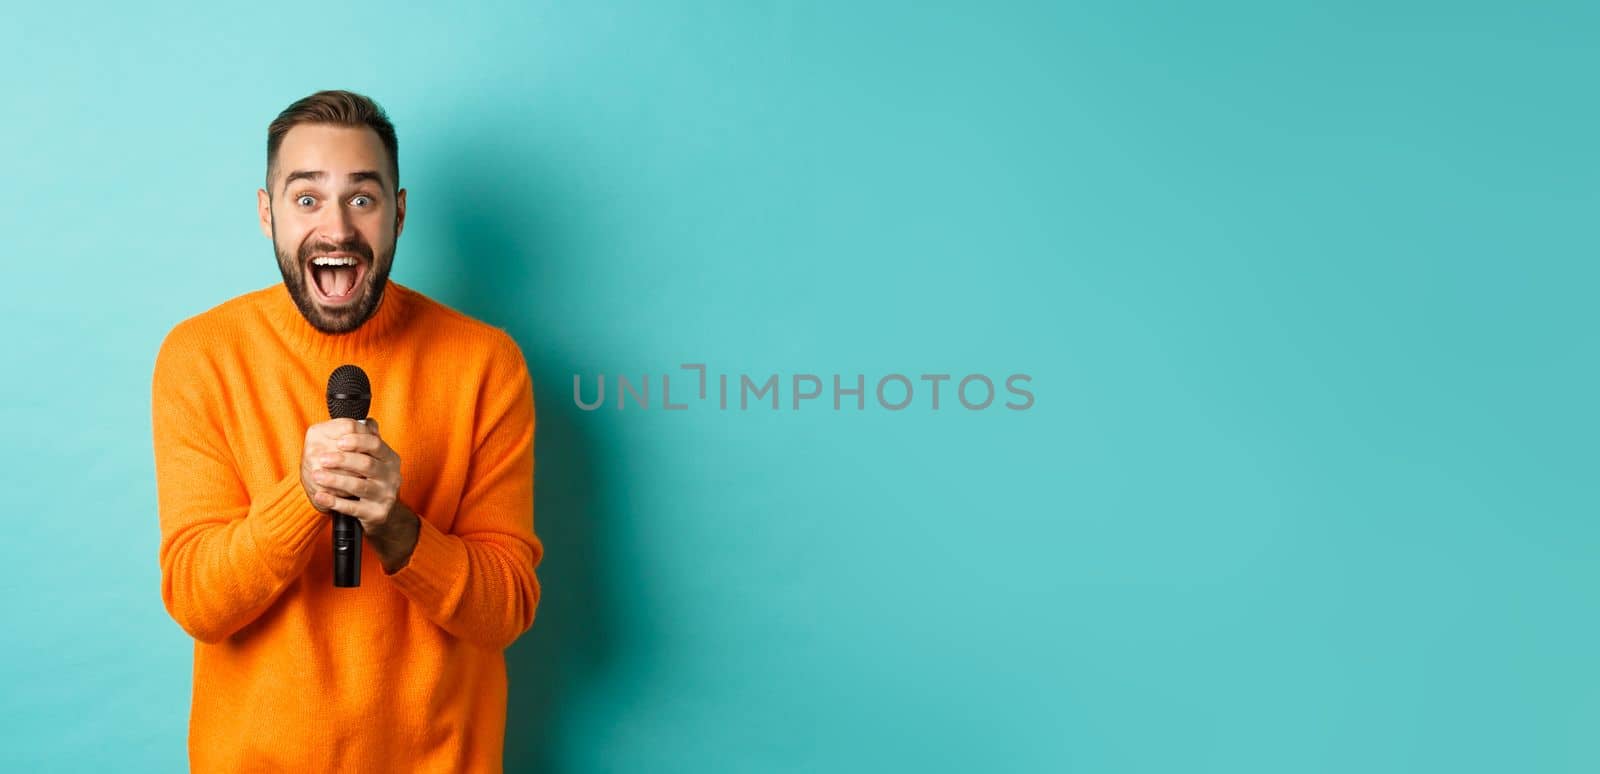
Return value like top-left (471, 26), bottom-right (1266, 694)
top-left (305, 254), bottom-right (368, 306)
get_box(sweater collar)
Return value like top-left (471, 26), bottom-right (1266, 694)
top-left (261, 279), bottom-right (412, 360)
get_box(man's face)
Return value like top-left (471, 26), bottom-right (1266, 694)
top-left (257, 124), bottom-right (407, 334)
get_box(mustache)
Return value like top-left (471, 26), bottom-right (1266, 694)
top-left (299, 239), bottom-right (373, 263)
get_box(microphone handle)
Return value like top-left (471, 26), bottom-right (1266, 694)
top-left (331, 417), bottom-right (367, 587)
top-left (333, 511), bottom-right (362, 587)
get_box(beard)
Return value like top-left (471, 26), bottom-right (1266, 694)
top-left (271, 213), bottom-right (396, 335)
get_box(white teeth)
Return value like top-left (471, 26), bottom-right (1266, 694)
top-left (311, 256), bottom-right (358, 266)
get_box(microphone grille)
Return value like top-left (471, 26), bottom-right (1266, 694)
top-left (326, 364), bottom-right (371, 420)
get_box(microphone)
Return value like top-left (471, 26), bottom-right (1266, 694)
top-left (326, 365), bottom-right (372, 588)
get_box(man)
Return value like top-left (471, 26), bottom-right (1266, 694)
top-left (151, 89), bottom-right (542, 772)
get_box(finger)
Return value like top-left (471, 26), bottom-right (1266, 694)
top-left (336, 433), bottom-right (382, 453)
top-left (313, 470), bottom-right (371, 498)
top-left (311, 490), bottom-right (335, 513)
top-left (338, 435), bottom-right (399, 466)
top-left (317, 451), bottom-right (376, 476)
top-left (318, 491), bottom-right (373, 520)
top-left (363, 417), bottom-right (379, 435)
top-left (315, 480), bottom-right (362, 500)
top-left (322, 418), bottom-right (364, 439)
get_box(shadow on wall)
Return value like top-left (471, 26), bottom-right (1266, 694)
top-left (422, 131), bottom-right (620, 774)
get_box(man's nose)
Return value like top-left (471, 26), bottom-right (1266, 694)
top-left (317, 202), bottom-right (357, 243)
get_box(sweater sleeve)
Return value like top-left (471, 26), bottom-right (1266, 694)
top-left (385, 332), bottom-right (543, 651)
top-left (152, 324), bottom-right (328, 644)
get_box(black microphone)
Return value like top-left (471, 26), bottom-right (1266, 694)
top-left (326, 364), bottom-right (372, 588)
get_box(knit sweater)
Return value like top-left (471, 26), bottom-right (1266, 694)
top-left (150, 280), bottom-right (541, 773)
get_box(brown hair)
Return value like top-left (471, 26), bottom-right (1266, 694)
top-left (266, 89), bottom-right (399, 194)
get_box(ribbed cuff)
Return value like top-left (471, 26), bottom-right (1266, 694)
top-left (386, 514), bottom-right (467, 615)
top-left (246, 471), bottom-right (326, 579)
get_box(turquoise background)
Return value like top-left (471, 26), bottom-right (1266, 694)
top-left (1, 1), bottom-right (1595, 771)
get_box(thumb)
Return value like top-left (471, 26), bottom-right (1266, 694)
top-left (363, 417), bottom-right (380, 435)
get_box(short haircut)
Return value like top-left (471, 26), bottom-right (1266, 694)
top-left (266, 89), bottom-right (399, 194)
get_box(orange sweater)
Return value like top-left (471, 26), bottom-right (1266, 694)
top-left (151, 280), bottom-right (541, 773)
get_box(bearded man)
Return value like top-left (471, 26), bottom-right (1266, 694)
top-left (151, 89), bottom-right (542, 773)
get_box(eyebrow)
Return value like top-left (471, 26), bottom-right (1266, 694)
top-left (281, 169), bottom-right (387, 194)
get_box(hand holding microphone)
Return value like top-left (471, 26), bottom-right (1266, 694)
top-left (300, 365), bottom-right (408, 586)
top-left (299, 418), bottom-right (375, 511)
top-left (300, 418), bottom-right (399, 516)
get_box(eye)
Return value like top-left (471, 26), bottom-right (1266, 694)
top-left (351, 195), bottom-right (372, 207)
top-left (296, 195), bottom-right (316, 207)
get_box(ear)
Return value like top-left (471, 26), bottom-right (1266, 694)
top-left (257, 188), bottom-right (273, 240)
top-left (394, 188), bottom-right (407, 239)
